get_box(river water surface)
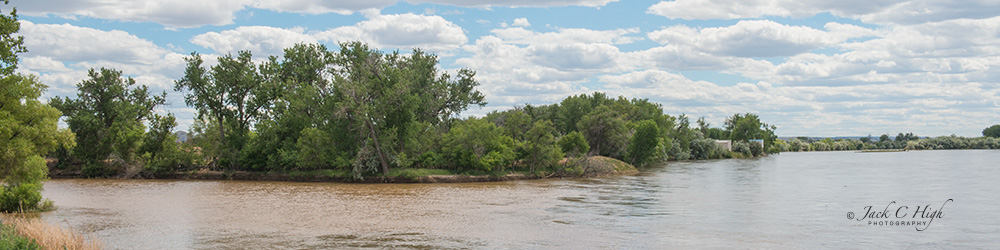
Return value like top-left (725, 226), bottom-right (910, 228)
top-left (41, 150), bottom-right (1000, 249)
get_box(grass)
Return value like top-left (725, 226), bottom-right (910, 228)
top-left (385, 168), bottom-right (455, 179)
top-left (282, 169), bottom-right (351, 178)
top-left (0, 214), bottom-right (102, 250)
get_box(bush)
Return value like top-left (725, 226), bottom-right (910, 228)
top-left (689, 138), bottom-right (720, 160)
top-left (0, 223), bottom-right (43, 250)
top-left (441, 118), bottom-right (516, 172)
top-left (0, 183), bottom-right (42, 213)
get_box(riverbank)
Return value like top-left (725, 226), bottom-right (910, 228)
top-left (48, 156), bottom-right (639, 183)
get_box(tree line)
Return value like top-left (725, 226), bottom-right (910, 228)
top-left (776, 129), bottom-right (1000, 152)
top-left (43, 42), bottom-right (780, 181)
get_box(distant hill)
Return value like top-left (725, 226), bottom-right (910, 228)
top-left (175, 131), bottom-right (188, 143)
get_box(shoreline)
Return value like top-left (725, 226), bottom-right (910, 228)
top-left (47, 156), bottom-right (640, 184)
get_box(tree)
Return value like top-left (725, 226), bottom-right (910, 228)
top-left (559, 131), bottom-right (589, 158)
top-left (331, 42), bottom-right (485, 176)
top-left (577, 105), bottom-right (628, 158)
top-left (985, 124), bottom-right (1000, 138)
top-left (627, 120), bottom-right (660, 166)
top-left (879, 134), bottom-right (891, 142)
top-left (175, 51), bottom-right (273, 169)
top-left (557, 94), bottom-right (595, 134)
top-left (521, 120), bottom-right (563, 173)
top-left (50, 68), bottom-right (166, 176)
top-left (138, 113), bottom-right (196, 175)
top-left (860, 134), bottom-right (872, 143)
top-left (724, 113), bottom-right (777, 153)
top-left (0, 0), bottom-right (75, 212)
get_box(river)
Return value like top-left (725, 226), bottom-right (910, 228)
top-left (40, 150), bottom-right (1000, 249)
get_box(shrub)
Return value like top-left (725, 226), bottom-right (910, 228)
top-left (0, 183), bottom-right (42, 212)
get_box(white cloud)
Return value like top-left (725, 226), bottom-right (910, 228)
top-left (21, 21), bottom-right (173, 65)
top-left (415, 0), bottom-right (619, 8)
top-left (21, 56), bottom-right (72, 72)
top-left (597, 70), bottom-right (1000, 136)
top-left (512, 18), bottom-right (531, 27)
top-left (492, 27), bottom-right (642, 45)
top-left (19, 0), bottom-right (245, 28)
top-left (647, 0), bottom-right (1000, 25)
top-left (648, 20), bottom-right (875, 58)
top-left (730, 16), bottom-right (1000, 87)
top-left (454, 27), bottom-right (644, 111)
top-left (191, 26), bottom-right (319, 56)
top-left (250, 0), bottom-right (396, 15)
top-left (315, 11), bottom-right (467, 51)
top-left (18, 21), bottom-right (187, 98)
top-left (19, 0), bottom-right (619, 28)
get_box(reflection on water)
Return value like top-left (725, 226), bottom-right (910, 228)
top-left (42, 150), bottom-right (1000, 249)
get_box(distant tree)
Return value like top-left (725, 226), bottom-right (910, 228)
top-left (860, 134), bottom-right (872, 143)
top-left (983, 124), bottom-right (1000, 138)
top-left (724, 113), bottom-right (777, 152)
top-left (879, 134), bottom-right (891, 143)
top-left (896, 132), bottom-right (918, 141)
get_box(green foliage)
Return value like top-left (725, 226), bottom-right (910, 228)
top-left (896, 132), bottom-right (919, 141)
top-left (330, 41), bottom-right (486, 175)
top-left (295, 127), bottom-right (349, 170)
top-left (0, 182), bottom-right (40, 212)
top-left (627, 120), bottom-right (660, 166)
top-left (983, 124), bottom-right (1000, 138)
top-left (0, 1), bottom-right (25, 76)
top-left (0, 3), bottom-right (73, 212)
top-left (577, 105), bottom-right (629, 158)
top-left (690, 138), bottom-right (722, 160)
top-left (724, 113), bottom-right (777, 153)
top-left (441, 118), bottom-right (515, 172)
top-left (521, 120), bottom-right (564, 172)
top-left (386, 168), bottom-right (453, 179)
top-left (558, 131), bottom-right (590, 158)
top-left (0, 223), bottom-right (43, 250)
top-left (175, 51), bottom-right (272, 169)
top-left (138, 113), bottom-right (197, 175)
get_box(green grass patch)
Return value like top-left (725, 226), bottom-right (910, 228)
top-left (386, 168), bottom-right (455, 179)
top-left (282, 169), bottom-right (350, 178)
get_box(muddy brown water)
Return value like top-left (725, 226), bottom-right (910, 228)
top-left (41, 150), bottom-right (1000, 249)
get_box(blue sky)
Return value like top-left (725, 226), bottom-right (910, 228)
top-left (12, 0), bottom-right (1000, 137)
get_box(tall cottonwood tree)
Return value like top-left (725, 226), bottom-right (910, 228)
top-left (331, 42), bottom-right (485, 175)
top-left (175, 51), bottom-right (274, 168)
top-left (50, 68), bottom-right (166, 175)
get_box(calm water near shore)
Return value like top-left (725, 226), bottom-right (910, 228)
top-left (40, 150), bottom-right (1000, 249)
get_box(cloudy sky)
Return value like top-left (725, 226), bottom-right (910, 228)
top-left (13, 0), bottom-right (1000, 137)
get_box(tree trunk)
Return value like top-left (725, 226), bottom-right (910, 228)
top-left (365, 117), bottom-right (390, 175)
top-left (216, 113), bottom-right (226, 170)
